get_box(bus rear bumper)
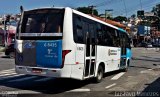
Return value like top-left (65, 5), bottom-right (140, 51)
top-left (15, 65), bottom-right (71, 78)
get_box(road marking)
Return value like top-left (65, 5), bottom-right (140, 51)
top-left (0, 71), bottom-right (15, 75)
top-left (148, 69), bottom-right (153, 71)
top-left (17, 90), bottom-right (41, 94)
top-left (111, 72), bottom-right (125, 80)
top-left (34, 77), bottom-right (53, 82)
top-left (0, 70), bottom-right (15, 74)
top-left (8, 76), bottom-right (37, 82)
top-left (105, 83), bottom-right (117, 89)
top-left (67, 89), bottom-right (91, 92)
top-left (5, 74), bottom-right (24, 78)
top-left (0, 90), bottom-right (41, 94)
top-left (0, 69), bottom-right (14, 73)
top-left (0, 69), bottom-right (17, 77)
top-left (140, 69), bottom-right (153, 73)
top-left (0, 73), bottom-right (17, 77)
top-left (0, 74), bottom-right (25, 81)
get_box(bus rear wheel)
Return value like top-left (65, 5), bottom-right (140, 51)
top-left (95, 65), bottom-right (104, 83)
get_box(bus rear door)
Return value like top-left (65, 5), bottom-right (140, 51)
top-left (83, 22), bottom-right (96, 78)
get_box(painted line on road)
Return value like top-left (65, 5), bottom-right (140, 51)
top-left (16, 90), bottom-right (41, 94)
top-left (0, 90), bottom-right (41, 94)
top-left (0, 69), bottom-right (14, 73)
top-left (148, 69), bottom-right (153, 71)
top-left (0, 70), bottom-right (15, 75)
top-left (0, 73), bottom-right (17, 77)
top-left (140, 68), bottom-right (153, 73)
top-left (0, 74), bottom-right (25, 81)
top-left (105, 83), bottom-right (117, 89)
top-left (8, 76), bottom-right (37, 82)
top-left (111, 72), bottom-right (125, 80)
top-left (67, 89), bottom-right (91, 92)
top-left (34, 77), bottom-right (54, 82)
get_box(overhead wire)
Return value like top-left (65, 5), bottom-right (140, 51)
top-left (87, 0), bottom-right (159, 17)
top-left (113, 0), bottom-right (157, 16)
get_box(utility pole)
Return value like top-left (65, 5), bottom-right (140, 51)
top-left (140, 0), bottom-right (142, 10)
top-left (88, 5), bottom-right (96, 15)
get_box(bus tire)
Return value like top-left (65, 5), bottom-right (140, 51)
top-left (95, 65), bottom-right (104, 83)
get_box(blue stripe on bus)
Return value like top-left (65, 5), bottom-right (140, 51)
top-left (36, 40), bottom-right (62, 68)
top-left (126, 48), bottom-right (132, 59)
top-left (121, 48), bottom-right (132, 59)
top-left (118, 28), bottom-right (126, 33)
top-left (120, 48), bottom-right (132, 59)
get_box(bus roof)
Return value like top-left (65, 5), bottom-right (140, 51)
top-left (23, 7), bottom-right (64, 12)
top-left (23, 7), bottom-right (127, 33)
top-left (72, 8), bottom-right (127, 33)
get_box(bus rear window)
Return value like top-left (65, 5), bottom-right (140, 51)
top-left (21, 9), bottom-right (64, 33)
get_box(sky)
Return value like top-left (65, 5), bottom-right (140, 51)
top-left (0, 0), bottom-right (160, 17)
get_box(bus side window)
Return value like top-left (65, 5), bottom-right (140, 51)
top-left (96, 24), bottom-right (104, 45)
top-left (105, 27), bottom-right (114, 47)
top-left (103, 26), bottom-right (108, 46)
top-left (125, 34), bottom-right (131, 49)
top-left (73, 14), bottom-right (83, 43)
top-left (113, 30), bottom-right (119, 47)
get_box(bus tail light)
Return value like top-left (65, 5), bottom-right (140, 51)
top-left (61, 50), bottom-right (71, 68)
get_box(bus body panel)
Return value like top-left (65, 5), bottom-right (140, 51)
top-left (75, 44), bottom-right (85, 64)
top-left (70, 64), bottom-right (84, 80)
top-left (96, 46), bottom-right (121, 73)
top-left (15, 64), bottom-right (72, 78)
top-left (62, 7), bottom-right (76, 65)
top-left (15, 40), bottom-right (63, 68)
top-left (63, 8), bottom-right (85, 80)
top-left (36, 40), bottom-right (62, 68)
top-left (70, 44), bottom-right (85, 80)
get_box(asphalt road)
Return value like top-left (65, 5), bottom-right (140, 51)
top-left (0, 48), bottom-right (160, 97)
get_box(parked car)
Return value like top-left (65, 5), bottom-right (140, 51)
top-left (145, 43), bottom-right (153, 48)
top-left (152, 43), bottom-right (160, 47)
top-left (137, 42), bottom-right (147, 47)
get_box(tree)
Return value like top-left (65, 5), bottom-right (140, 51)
top-left (76, 7), bottom-right (98, 16)
top-left (151, 7), bottom-right (156, 13)
top-left (131, 14), bottom-right (136, 19)
top-left (152, 4), bottom-right (160, 31)
top-left (113, 16), bottom-right (127, 22)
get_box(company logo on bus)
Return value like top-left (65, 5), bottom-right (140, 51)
top-left (108, 49), bottom-right (118, 56)
top-left (24, 42), bottom-right (35, 49)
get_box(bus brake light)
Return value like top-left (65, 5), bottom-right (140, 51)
top-left (61, 50), bottom-right (71, 68)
